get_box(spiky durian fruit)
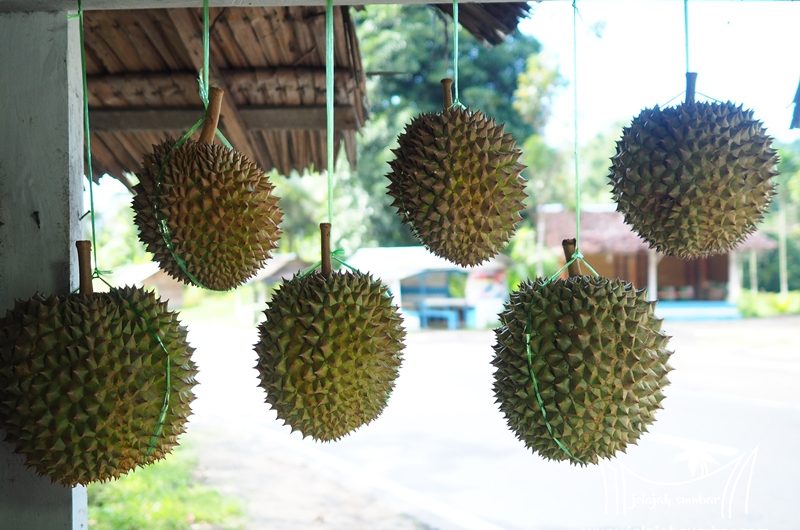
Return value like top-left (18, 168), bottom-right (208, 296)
top-left (133, 138), bottom-right (283, 290)
top-left (0, 286), bottom-right (197, 486)
top-left (387, 83), bottom-right (526, 266)
top-left (610, 101), bottom-right (778, 258)
top-left (255, 271), bottom-right (405, 441)
top-left (492, 276), bottom-right (672, 464)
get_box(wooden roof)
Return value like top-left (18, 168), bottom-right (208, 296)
top-left (540, 207), bottom-right (778, 255)
top-left (434, 3), bottom-right (531, 45)
top-left (85, 6), bottom-right (367, 189)
top-left (84, 5), bottom-right (529, 189)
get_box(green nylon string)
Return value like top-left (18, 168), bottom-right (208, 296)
top-left (76, 1), bottom-right (172, 458)
top-left (452, 0), bottom-right (460, 105)
top-left (151, 0), bottom-right (233, 291)
top-left (521, 0), bottom-right (600, 466)
top-left (326, 0), bottom-right (334, 225)
top-left (684, 0), bottom-right (690, 75)
top-left (525, 316), bottom-right (584, 465)
top-left (203, 0), bottom-right (210, 101)
top-left (572, 0), bottom-right (581, 252)
top-left (77, 2), bottom-right (100, 276)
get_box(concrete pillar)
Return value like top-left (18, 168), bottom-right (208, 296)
top-left (646, 249), bottom-right (659, 301)
top-left (727, 251), bottom-right (742, 303)
top-left (0, 10), bottom-right (87, 529)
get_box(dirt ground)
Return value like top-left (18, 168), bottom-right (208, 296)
top-left (185, 315), bottom-right (800, 530)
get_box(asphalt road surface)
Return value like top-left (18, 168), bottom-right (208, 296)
top-left (187, 315), bottom-right (800, 530)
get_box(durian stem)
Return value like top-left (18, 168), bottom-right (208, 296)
top-left (685, 72), bottom-right (697, 104)
top-left (441, 78), bottom-right (454, 109)
top-left (76, 240), bottom-right (93, 295)
top-left (320, 222), bottom-right (332, 278)
top-left (198, 87), bottom-right (224, 144)
top-left (562, 238), bottom-right (580, 277)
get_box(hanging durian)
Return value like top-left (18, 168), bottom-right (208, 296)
top-left (254, 224), bottom-right (405, 441)
top-left (387, 78), bottom-right (526, 267)
top-left (133, 87), bottom-right (283, 290)
top-left (609, 73), bottom-right (778, 259)
top-left (492, 240), bottom-right (672, 464)
top-left (0, 241), bottom-right (197, 486)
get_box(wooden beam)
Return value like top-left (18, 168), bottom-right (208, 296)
top-left (90, 106), bottom-right (358, 131)
top-left (1, 0), bottom-right (550, 12)
top-left (166, 8), bottom-right (259, 163)
top-left (86, 68), bottom-right (354, 101)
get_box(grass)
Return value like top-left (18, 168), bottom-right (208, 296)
top-left (738, 291), bottom-right (800, 318)
top-left (89, 445), bottom-right (244, 530)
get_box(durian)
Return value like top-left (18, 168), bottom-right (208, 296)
top-left (133, 87), bottom-right (283, 290)
top-left (492, 274), bottom-right (672, 464)
top-left (387, 78), bottom-right (526, 266)
top-left (609, 74), bottom-right (778, 258)
top-left (0, 242), bottom-right (196, 486)
top-left (254, 225), bottom-right (405, 441)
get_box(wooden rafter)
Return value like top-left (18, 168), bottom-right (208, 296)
top-left (87, 68), bottom-right (356, 104)
top-left (90, 106), bottom-right (359, 131)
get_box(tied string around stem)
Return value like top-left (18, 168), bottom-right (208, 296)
top-left (298, 224), bottom-right (361, 279)
top-left (75, 1), bottom-right (173, 458)
top-left (151, 0), bottom-right (233, 291)
top-left (658, 0), bottom-right (721, 108)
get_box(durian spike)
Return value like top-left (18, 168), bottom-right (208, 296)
top-left (75, 240), bottom-right (93, 295)
top-left (561, 238), bottom-right (580, 277)
top-left (441, 78), bottom-right (454, 109)
top-left (320, 222), bottom-right (332, 278)
top-left (198, 87), bottom-right (224, 144)
top-left (685, 72), bottom-right (697, 105)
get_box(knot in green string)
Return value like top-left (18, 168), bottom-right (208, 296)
top-left (298, 249), bottom-right (361, 279)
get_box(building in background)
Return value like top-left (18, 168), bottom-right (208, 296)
top-left (538, 204), bottom-right (776, 317)
top-left (348, 247), bottom-right (509, 330)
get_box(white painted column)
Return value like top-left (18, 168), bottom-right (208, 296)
top-left (389, 278), bottom-right (403, 309)
top-left (0, 10), bottom-right (87, 529)
top-left (646, 249), bottom-right (659, 302)
top-left (727, 251), bottom-right (742, 303)
top-left (749, 249), bottom-right (758, 293)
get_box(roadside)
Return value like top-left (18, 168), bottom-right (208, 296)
top-left (184, 315), bottom-right (800, 530)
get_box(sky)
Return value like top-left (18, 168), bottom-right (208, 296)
top-left (520, 0), bottom-right (800, 148)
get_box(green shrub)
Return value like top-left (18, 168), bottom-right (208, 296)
top-left (89, 446), bottom-right (244, 530)
top-left (738, 291), bottom-right (800, 318)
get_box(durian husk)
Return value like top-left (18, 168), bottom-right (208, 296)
top-left (492, 276), bottom-right (672, 464)
top-left (387, 106), bottom-right (526, 266)
top-left (609, 101), bottom-right (778, 258)
top-left (254, 271), bottom-right (405, 441)
top-left (0, 286), bottom-right (197, 486)
top-left (133, 139), bottom-right (283, 290)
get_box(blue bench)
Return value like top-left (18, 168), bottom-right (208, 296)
top-left (418, 306), bottom-right (459, 330)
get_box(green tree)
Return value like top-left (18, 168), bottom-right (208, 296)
top-left (513, 54), bottom-right (562, 134)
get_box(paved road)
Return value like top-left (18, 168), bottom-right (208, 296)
top-left (186, 315), bottom-right (800, 530)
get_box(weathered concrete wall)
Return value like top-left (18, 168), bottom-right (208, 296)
top-left (0, 10), bottom-right (87, 529)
